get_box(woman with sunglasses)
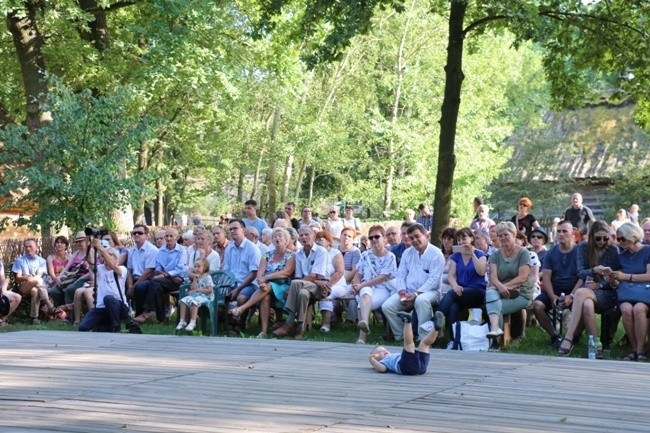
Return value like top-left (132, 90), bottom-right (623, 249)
top-left (351, 225), bottom-right (397, 344)
top-left (611, 223), bottom-right (650, 361)
top-left (511, 197), bottom-right (540, 237)
top-left (557, 221), bottom-right (620, 356)
top-left (338, 226), bottom-right (361, 324)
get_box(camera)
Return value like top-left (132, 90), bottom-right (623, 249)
top-left (85, 226), bottom-right (109, 237)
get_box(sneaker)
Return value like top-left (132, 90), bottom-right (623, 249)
top-left (551, 335), bottom-right (562, 349)
top-left (185, 322), bottom-right (196, 332)
top-left (446, 341), bottom-right (455, 350)
top-left (176, 321), bottom-right (187, 331)
top-left (357, 320), bottom-right (370, 333)
top-left (434, 311), bottom-right (445, 334)
top-left (397, 311), bottom-right (412, 323)
top-left (126, 320), bottom-right (142, 334)
top-left (489, 339), bottom-right (501, 352)
top-left (32, 318), bottom-right (41, 325)
top-left (420, 320), bottom-right (435, 333)
top-left (319, 325), bottom-right (330, 333)
top-left (356, 339), bottom-right (366, 344)
top-left (487, 328), bottom-right (504, 338)
top-left (256, 332), bottom-right (268, 339)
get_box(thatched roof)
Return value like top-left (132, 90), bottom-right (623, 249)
top-left (506, 102), bottom-right (650, 183)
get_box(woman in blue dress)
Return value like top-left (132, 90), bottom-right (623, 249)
top-left (611, 223), bottom-right (650, 361)
top-left (436, 228), bottom-right (487, 348)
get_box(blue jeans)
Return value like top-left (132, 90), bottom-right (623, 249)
top-left (78, 295), bottom-right (129, 332)
top-left (437, 287), bottom-right (486, 332)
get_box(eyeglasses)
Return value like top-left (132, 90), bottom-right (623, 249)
top-left (594, 236), bottom-right (609, 242)
top-left (368, 235), bottom-right (382, 241)
top-left (131, 231), bottom-right (144, 236)
top-left (617, 236), bottom-right (628, 243)
top-left (530, 235), bottom-right (544, 239)
top-left (329, 211), bottom-right (336, 214)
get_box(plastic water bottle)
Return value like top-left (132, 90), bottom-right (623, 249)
top-left (556, 293), bottom-right (565, 333)
top-left (588, 335), bottom-right (596, 360)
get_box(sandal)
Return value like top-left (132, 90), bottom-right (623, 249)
top-left (557, 338), bottom-right (573, 357)
top-left (636, 353), bottom-right (648, 362)
top-left (623, 352), bottom-right (638, 361)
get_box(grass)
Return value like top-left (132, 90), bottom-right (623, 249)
top-left (1, 308), bottom-right (635, 361)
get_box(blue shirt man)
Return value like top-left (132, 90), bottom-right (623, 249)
top-left (416, 203), bottom-right (433, 232)
top-left (224, 219), bottom-right (262, 303)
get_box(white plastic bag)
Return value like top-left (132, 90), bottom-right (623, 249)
top-left (452, 321), bottom-right (489, 351)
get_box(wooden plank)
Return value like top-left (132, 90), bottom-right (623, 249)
top-left (0, 330), bottom-right (649, 432)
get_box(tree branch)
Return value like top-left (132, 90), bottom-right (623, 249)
top-left (463, 14), bottom-right (508, 36)
top-left (538, 9), bottom-right (647, 38)
top-left (83, 1), bottom-right (138, 14)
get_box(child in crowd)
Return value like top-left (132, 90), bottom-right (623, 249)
top-left (369, 311), bottom-right (444, 375)
top-left (176, 258), bottom-right (213, 332)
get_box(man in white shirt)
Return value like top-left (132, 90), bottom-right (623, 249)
top-left (244, 226), bottom-right (269, 255)
top-left (381, 224), bottom-right (445, 341)
top-left (273, 227), bottom-right (328, 340)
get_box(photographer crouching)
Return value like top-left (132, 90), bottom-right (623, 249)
top-left (78, 238), bottom-right (131, 332)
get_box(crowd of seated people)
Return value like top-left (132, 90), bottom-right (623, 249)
top-left (3, 195), bottom-right (650, 363)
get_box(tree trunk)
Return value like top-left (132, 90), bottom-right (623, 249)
top-left (78, 0), bottom-right (110, 51)
top-left (294, 158), bottom-right (307, 202)
top-left (383, 1), bottom-right (412, 215)
top-left (236, 169), bottom-right (244, 203)
top-left (383, 161), bottom-right (394, 216)
top-left (251, 147), bottom-right (264, 201)
top-left (6, 2), bottom-right (49, 132)
top-left (281, 153), bottom-right (293, 203)
top-left (133, 141), bottom-right (150, 224)
top-left (431, 1), bottom-right (466, 246)
top-left (265, 106), bottom-right (282, 218)
top-left (155, 177), bottom-right (164, 226)
top-left (307, 166), bottom-right (316, 206)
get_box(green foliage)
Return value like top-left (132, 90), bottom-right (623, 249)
top-left (0, 78), bottom-right (156, 232)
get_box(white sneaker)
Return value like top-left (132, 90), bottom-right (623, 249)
top-left (487, 328), bottom-right (504, 338)
top-left (319, 325), bottom-right (330, 333)
top-left (176, 321), bottom-right (187, 331)
top-left (420, 320), bottom-right (435, 333)
top-left (185, 322), bottom-right (196, 332)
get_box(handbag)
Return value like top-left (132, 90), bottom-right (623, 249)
top-left (452, 321), bottom-right (489, 351)
top-left (58, 269), bottom-right (81, 287)
top-left (617, 281), bottom-right (650, 304)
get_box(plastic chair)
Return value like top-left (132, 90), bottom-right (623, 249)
top-left (177, 270), bottom-right (236, 336)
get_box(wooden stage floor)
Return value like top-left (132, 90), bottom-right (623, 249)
top-left (1, 331), bottom-right (648, 432)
